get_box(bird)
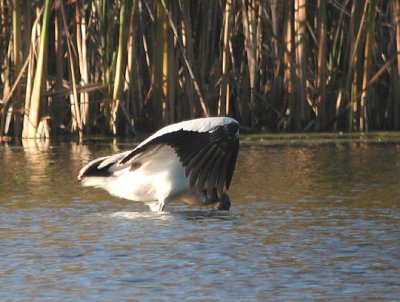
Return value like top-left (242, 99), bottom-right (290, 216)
top-left (77, 117), bottom-right (240, 212)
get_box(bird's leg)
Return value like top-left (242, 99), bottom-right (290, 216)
top-left (212, 192), bottom-right (231, 211)
top-left (158, 200), bottom-right (165, 212)
top-left (156, 189), bottom-right (169, 212)
top-left (201, 188), bottom-right (219, 205)
top-left (202, 189), bottom-right (231, 210)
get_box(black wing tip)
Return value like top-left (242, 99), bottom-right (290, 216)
top-left (77, 159), bottom-right (113, 180)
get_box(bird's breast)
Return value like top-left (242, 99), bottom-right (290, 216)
top-left (111, 145), bottom-right (190, 202)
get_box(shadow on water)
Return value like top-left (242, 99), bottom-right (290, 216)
top-left (1, 134), bottom-right (400, 300)
top-left (171, 209), bottom-right (240, 221)
top-left (103, 209), bottom-right (239, 222)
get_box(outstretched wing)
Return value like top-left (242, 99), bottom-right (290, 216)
top-left (120, 119), bottom-right (239, 198)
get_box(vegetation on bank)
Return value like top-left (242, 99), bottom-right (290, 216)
top-left (1, 0), bottom-right (400, 138)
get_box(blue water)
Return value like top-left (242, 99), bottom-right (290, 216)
top-left (1, 139), bottom-right (399, 300)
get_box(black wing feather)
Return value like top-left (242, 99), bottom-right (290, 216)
top-left (186, 140), bottom-right (213, 177)
top-left (180, 121), bottom-right (239, 199)
top-left (216, 154), bottom-right (231, 194)
top-left (207, 152), bottom-right (225, 197)
top-left (119, 121), bottom-right (239, 199)
top-left (189, 143), bottom-right (217, 187)
top-left (224, 140), bottom-right (239, 189)
top-left (196, 148), bottom-right (221, 192)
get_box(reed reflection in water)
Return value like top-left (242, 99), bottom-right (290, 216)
top-left (0, 139), bottom-right (399, 301)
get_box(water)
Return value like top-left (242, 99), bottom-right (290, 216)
top-left (1, 138), bottom-right (399, 301)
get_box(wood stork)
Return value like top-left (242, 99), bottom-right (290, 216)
top-left (78, 117), bottom-right (240, 212)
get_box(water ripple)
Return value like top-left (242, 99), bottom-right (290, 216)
top-left (0, 142), bottom-right (399, 300)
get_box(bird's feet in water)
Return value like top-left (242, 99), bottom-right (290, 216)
top-left (202, 189), bottom-right (231, 211)
top-left (211, 192), bottom-right (231, 211)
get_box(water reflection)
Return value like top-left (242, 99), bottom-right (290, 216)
top-left (233, 143), bottom-right (400, 207)
top-left (0, 139), bottom-right (399, 300)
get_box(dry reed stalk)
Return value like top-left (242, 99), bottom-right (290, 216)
top-left (22, 16), bottom-right (38, 139)
top-left (152, 0), bottom-right (167, 128)
top-left (219, 0), bottom-right (232, 116)
top-left (0, 13), bottom-right (11, 138)
top-left (22, 0), bottom-right (51, 138)
top-left (294, 0), bottom-right (307, 130)
top-left (123, 1), bottom-right (136, 134)
top-left (0, 57), bottom-right (29, 136)
top-left (241, 0), bottom-right (258, 116)
top-left (111, 0), bottom-right (129, 134)
top-left (60, 0), bottom-right (83, 137)
top-left (165, 3), bottom-right (175, 124)
top-left (53, 1), bottom-right (65, 133)
top-left (393, 0), bottom-right (400, 128)
top-left (180, 1), bottom-right (195, 118)
top-left (76, 0), bottom-right (90, 127)
top-left (10, 0), bottom-right (22, 136)
top-left (359, 0), bottom-right (376, 131)
top-left (347, 0), bottom-right (368, 130)
top-left (283, 1), bottom-right (294, 127)
top-left (316, 0), bottom-right (327, 130)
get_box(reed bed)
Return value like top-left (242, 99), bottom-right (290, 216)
top-left (0, 0), bottom-right (399, 138)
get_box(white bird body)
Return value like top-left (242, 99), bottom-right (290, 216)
top-left (78, 117), bottom-right (239, 211)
